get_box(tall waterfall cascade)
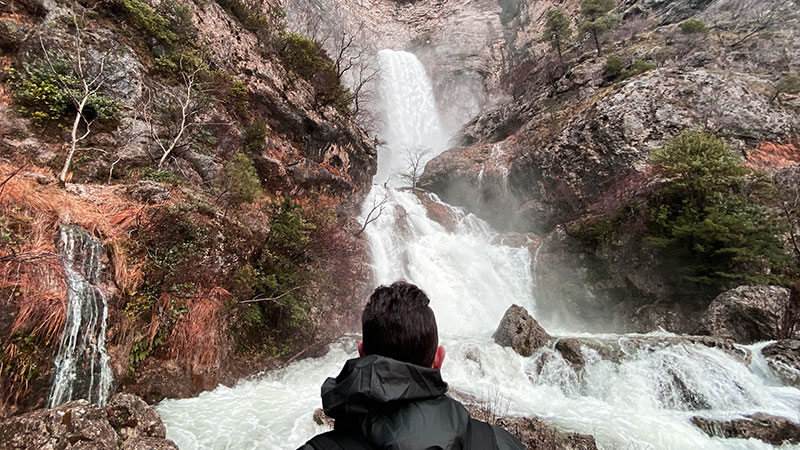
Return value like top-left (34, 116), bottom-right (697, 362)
top-left (157, 50), bottom-right (800, 450)
top-left (49, 224), bottom-right (114, 407)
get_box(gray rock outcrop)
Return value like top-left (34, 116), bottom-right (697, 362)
top-left (493, 305), bottom-right (551, 357)
top-left (700, 285), bottom-right (790, 344)
top-left (691, 413), bottom-right (800, 446)
top-left (763, 340), bottom-right (800, 388)
top-left (0, 393), bottom-right (177, 449)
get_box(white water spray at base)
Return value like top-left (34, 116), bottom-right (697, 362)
top-left (49, 224), bottom-right (113, 407)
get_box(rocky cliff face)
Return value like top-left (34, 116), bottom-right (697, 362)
top-left (420, 0), bottom-right (800, 331)
top-left (0, 0), bottom-right (376, 416)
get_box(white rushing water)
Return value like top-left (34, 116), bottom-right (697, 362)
top-left (49, 224), bottom-right (113, 407)
top-left (158, 50), bottom-right (800, 449)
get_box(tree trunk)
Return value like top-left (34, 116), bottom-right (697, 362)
top-left (593, 30), bottom-right (601, 55)
top-left (60, 96), bottom-right (88, 183)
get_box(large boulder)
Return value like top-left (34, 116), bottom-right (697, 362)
top-left (700, 285), bottom-right (790, 343)
top-left (0, 394), bottom-right (178, 450)
top-left (762, 340), bottom-right (800, 388)
top-left (493, 305), bottom-right (551, 357)
top-left (691, 413), bottom-right (800, 446)
top-left (104, 393), bottom-right (167, 441)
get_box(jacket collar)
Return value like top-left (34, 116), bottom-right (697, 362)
top-left (321, 355), bottom-right (448, 418)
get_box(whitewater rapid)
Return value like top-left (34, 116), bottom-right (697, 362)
top-left (157, 50), bottom-right (800, 450)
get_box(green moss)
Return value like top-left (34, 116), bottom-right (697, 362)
top-left (142, 168), bottom-right (185, 185)
top-left (6, 61), bottom-right (120, 127)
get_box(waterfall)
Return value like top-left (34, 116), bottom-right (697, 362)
top-left (375, 49), bottom-right (448, 185)
top-left (49, 224), bottom-right (114, 407)
top-left (157, 50), bottom-right (800, 450)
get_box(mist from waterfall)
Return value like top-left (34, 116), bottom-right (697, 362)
top-left (49, 224), bottom-right (113, 407)
top-left (157, 50), bottom-right (800, 450)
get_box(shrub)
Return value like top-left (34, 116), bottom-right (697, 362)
top-left (245, 117), bottom-right (268, 153)
top-left (626, 59), bottom-right (655, 77)
top-left (232, 198), bottom-right (317, 351)
top-left (217, 153), bottom-right (261, 209)
top-left (274, 32), bottom-right (353, 115)
top-left (604, 56), bottom-right (654, 81)
top-left (113, 0), bottom-right (178, 45)
top-left (6, 61), bottom-right (119, 126)
top-left (604, 55), bottom-right (625, 79)
top-left (646, 130), bottom-right (787, 294)
top-left (680, 18), bottom-right (707, 34)
top-left (215, 0), bottom-right (271, 31)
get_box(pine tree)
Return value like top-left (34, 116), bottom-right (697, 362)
top-left (544, 7), bottom-right (572, 65)
top-left (579, 0), bottom-right (619, 55)
top-left (647, 130), bottom-right (787, 295)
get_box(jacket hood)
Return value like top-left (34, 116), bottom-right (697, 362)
top-left (321, 355), bottom-right (448, 418)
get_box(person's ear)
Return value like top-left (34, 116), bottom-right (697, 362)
top-left (432, 345), bottom-right (445, 370)
top-left (358, 341), bottom-right (365, 357)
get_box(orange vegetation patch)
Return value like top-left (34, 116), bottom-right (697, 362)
top-left (746, 141), bottom-right (800, 170)
top-left (167, 287), bottom-right (231, 371)
top-left (0, 162), bottom-right (145, 346)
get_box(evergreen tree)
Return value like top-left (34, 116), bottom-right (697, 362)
top-left (544, 7), bottom-right (572, 65)
top-left (647, 130), bottom-right (787, 295)
top-left (579, 0), bottom-right (619, 55)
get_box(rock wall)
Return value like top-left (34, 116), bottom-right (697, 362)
top-left (420, 0), bottom-right (800, 331)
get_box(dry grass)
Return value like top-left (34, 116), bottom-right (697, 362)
top-left (0, 161), bottom-right (146, 405)
top-left (746, 141), bottom-right (800, 170)
top-left (168, 287), bottom-right (231, 371)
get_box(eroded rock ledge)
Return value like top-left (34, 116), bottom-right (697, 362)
top-left (0, 394), bottom-right (177, 450)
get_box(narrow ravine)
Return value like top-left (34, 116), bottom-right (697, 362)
top-left (157, 50), bottom-right (800, 450)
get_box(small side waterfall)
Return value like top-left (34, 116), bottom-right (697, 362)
top-left (49, 224), bottom-right (114, 407)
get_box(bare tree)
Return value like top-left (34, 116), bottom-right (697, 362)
top-left (400, 145), bottom-right (431, 189)
top-left (355, 188), bottom-right (389, 236)
top-left (141, 59), bottom-right (207, 169)
top-left (40, 11), bottom-right (115, 183)
top-left (708, 0), bottom-right (779, 48)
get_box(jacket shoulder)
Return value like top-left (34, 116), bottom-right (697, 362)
top-left (492, 424), bottom-right (526, 450)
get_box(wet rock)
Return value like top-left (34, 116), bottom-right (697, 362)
top-left (691, 413), bottom-right (800, 445)
top-left (104, 393), bottom-right (167, 440)
top-left (555, 339), bottom-right (585, 370)
top-left (411, 188), bottom-right (463, 232)
top-left (0, 395), bottom-right (178, 449)
top-left (456, 395), bottom-right (598, 449)
top-left (0, 400), bottom-right (118, 449)
top-left (496, 417), bottom-right (598, 450)
top-left (313, 408), bottom-right (334, 428)
top-left (121, 436), bottom-right (179, 450)
top-left (574, 335), bottom-right (750, 365)
top-left (762, 340), bottom-right (800, 388)
top-left (700, 285), bottom-right (789, 344)
top-left (493, 305), bottom-right (551, 357)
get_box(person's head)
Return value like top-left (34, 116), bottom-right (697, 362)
top-left (358, 281), bottom-right (445, 369)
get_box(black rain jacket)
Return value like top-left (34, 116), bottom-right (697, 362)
top-left (298, 355), bottom-right (525, 450)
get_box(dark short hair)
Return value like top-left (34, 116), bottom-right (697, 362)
top-left (361, 281), bottom-right (438, 367)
